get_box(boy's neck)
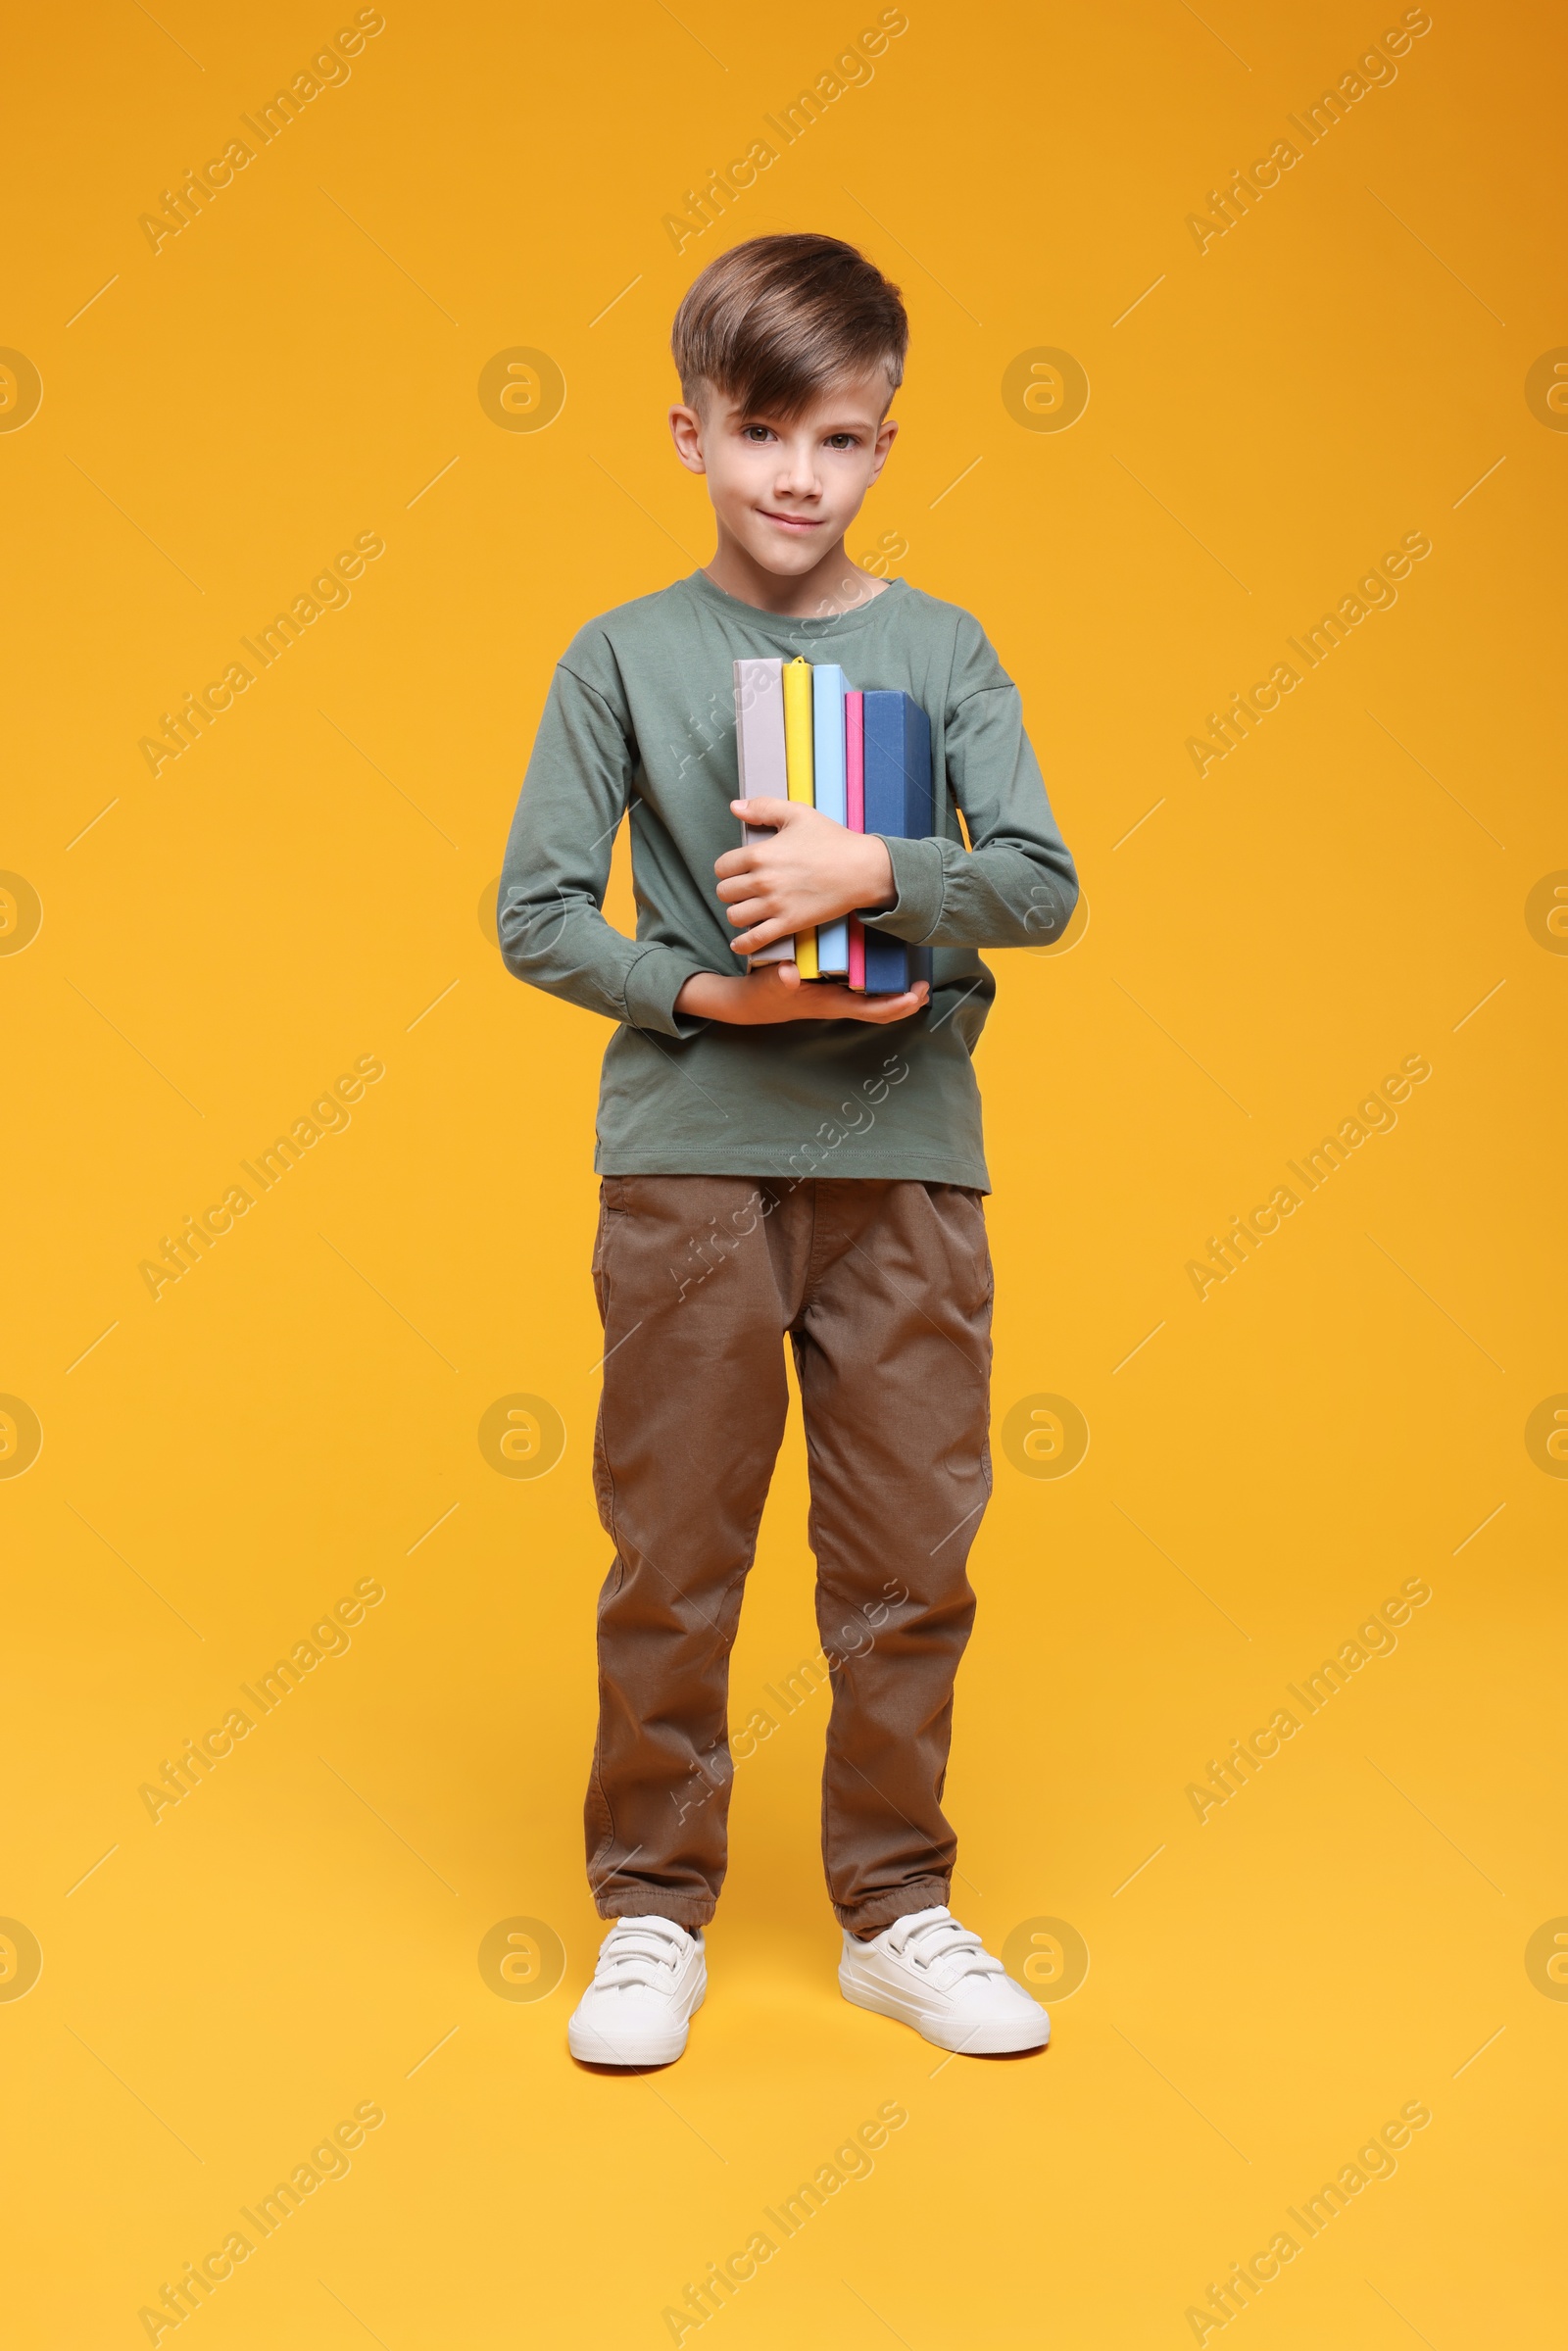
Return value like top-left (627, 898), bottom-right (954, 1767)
top-left (703, 525), bottom-right (889, 619)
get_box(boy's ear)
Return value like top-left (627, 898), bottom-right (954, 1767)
top-left (868, 414), bottom-right (899, 483)
top-left (669, 403), bottom-right (708, 474)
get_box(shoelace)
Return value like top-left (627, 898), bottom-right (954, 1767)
top-left (593, 1917), bottom-right (691, 1993)
top-left (884, 1906), bottom-right (1004, 1986)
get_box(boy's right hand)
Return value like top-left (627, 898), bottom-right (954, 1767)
top-left (673, 966), bottom-right (929, 1025)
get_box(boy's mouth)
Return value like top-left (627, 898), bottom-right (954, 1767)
top-left (759, 509), bottom-right (823, 532)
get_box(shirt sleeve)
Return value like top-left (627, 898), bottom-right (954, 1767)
top-left (868, 617), bottom-right (1080, 952)
top-left (498, 660), bottom-right (712, 1038)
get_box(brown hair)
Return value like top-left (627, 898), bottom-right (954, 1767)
top-left (671, 233), bottom-right (907, 419)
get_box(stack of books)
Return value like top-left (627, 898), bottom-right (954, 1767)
top-left (732, 656), bottom-right (934, 994)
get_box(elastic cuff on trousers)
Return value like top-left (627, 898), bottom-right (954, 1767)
top-left (597, 1895), bottom-right (713, 1931)
top-left (833, 1877), bottom-right (953, 1935)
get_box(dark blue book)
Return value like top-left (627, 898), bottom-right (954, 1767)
top-left (859, 691), bottom-right (935, 994)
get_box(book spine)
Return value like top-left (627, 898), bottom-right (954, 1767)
top-left (813, 665), bottom-right (850, 976)
top-left (860, 692), bottom-right (908, 994)
top-left (846, 690), bottom-right (865, 991)
top-left (782, 659), bottom-right (818, 978)
top-left (734, 657), bottom-right (794, 967)
top-left (904, 698), bottom-right (935, 992)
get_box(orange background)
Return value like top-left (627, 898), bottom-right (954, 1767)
top-left (4, 1), bottom-right (1565, 2342)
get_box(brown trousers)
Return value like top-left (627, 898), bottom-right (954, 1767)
top-left (586, 1174), bottom-right (994, 1934)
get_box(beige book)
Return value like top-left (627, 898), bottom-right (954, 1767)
top-left (733, 658), bottom-right (794, 967)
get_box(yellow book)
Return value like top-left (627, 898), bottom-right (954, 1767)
top-left (781, 658), bottom-right (818, 977)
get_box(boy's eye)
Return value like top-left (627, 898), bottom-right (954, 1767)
top-left (742, 425), bottom-right (775, 443)
top-left (825, 434), bottom-right (859, 450)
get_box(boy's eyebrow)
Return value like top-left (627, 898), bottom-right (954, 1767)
top-left (730, 405), bottom-right (882, 435)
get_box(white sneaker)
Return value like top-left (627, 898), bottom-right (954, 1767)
top-left (566, 1916), bottom-right (706, 2066)
top-left (839, 1905), bottom-right (1050, 2055)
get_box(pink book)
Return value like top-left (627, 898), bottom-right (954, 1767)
top-left (846, 690), bottom-right (866, 992)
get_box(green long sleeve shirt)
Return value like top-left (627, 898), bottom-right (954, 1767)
top-left (498, 568), bottom-right (1078, 1191)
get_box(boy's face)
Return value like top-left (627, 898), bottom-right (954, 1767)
top-left (669, 373), bottom-right (898, 577)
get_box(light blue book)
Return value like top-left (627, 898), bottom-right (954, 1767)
top-left (811, 663), bottom-right (850, 975)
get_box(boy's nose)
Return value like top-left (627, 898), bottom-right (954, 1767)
top-left (775, 448), bottom-right (819, 498)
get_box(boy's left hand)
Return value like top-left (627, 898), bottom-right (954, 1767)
top-left (715, 799), bottom-right (897, 956)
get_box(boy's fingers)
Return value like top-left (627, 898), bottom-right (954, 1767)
top-left (743, 960), bottom-right (801, 999)
top-left (731, 918), bottom-right (789, 952)
top-left (713, 843), bottom-right (765, 879)
top-left (730, 797), bottom-right (796, 828)
top-left (797, 982), bottom-right (927, 1022)
top-left (722, 892), bottom-right (771, 924)
top-left (858, 985), bottom-right (929, 1021)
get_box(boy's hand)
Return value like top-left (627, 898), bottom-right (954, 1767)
top-left (674, 965), bottom-right (928, 1026)
top-left (715, 799), bottom-right (897, 955)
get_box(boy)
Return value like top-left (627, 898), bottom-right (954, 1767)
top-left (499, 233), bottom-right (1078, 2066)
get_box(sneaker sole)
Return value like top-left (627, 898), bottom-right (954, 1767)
top-left (567, 1987), bottom-right (705, 2068)
top-left (838, 1968), bottom-right (1049, 2055)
